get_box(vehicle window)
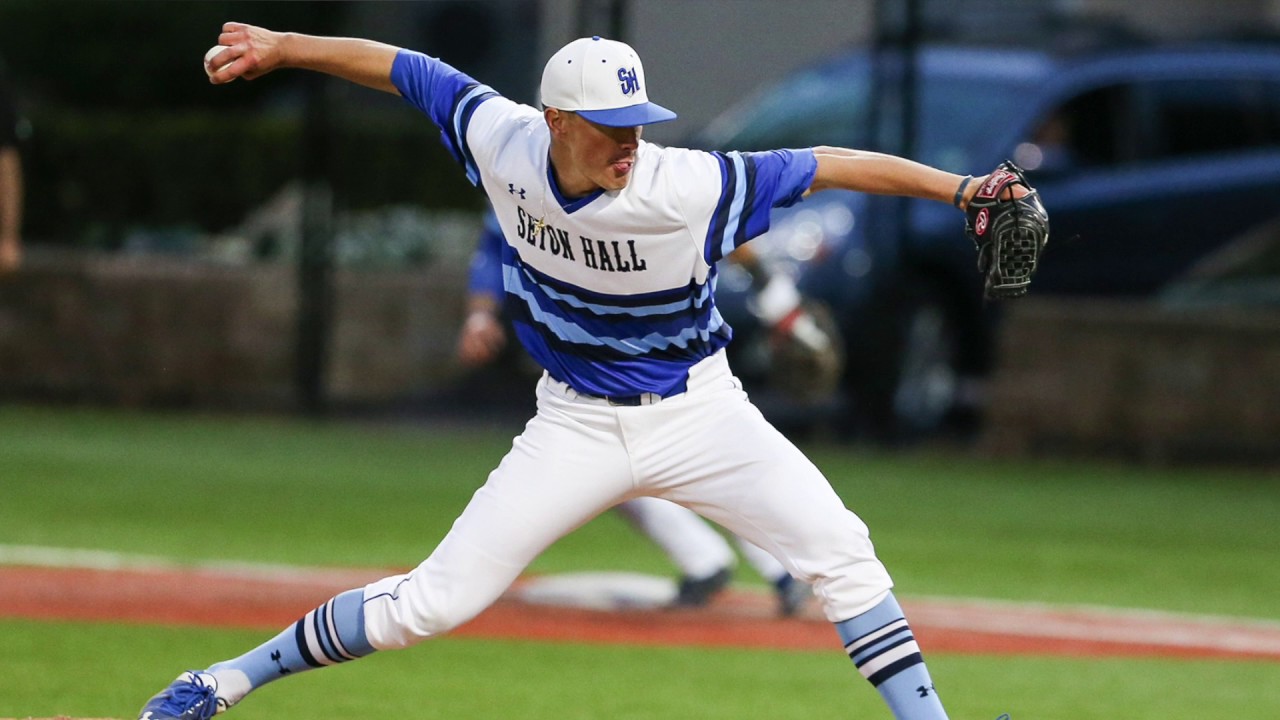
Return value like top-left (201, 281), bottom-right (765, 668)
top-left (693, 64), bottom-right (869, 151)
top-left (698, 52), bottom-right (1037, 170)
top-left (1144, 78), bottom-right (1280, 159)
top-left (916, 75), bottom-right (1040, 173)
top-left (1015, 85), bottom-right (1136, 174)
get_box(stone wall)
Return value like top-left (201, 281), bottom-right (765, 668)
top-left (982, 299), bottom-right (1280, 465)
top-left (7, 254), bottom-right (1279, 466)
top-left (0, 251), bottom-right (468, 411)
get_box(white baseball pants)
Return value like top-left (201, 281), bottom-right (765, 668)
top-left (361, 349), bottom-right (892, 649)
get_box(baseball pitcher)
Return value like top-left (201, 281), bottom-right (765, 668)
top-left (139, 23), bottom-right (1045, 720)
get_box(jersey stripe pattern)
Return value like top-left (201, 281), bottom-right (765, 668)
top-left (391, 50), bottom-right (816, 399)
top-left (706, 148), bottom-right (813, 264)
top-left (392, 50), bottom-right (496, 184)
top-left (502, 258), bottom-right (722, 359)
top-left (708, 150), bottom-right (760, 264)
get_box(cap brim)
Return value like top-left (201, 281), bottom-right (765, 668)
top-left (576, 102), bottom-right (677, 127)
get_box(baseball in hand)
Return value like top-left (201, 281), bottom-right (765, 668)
top-left (204, 45), bottom-right (232, 76)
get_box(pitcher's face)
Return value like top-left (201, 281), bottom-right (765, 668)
top-left (546, 109), bottom-right (642, 196)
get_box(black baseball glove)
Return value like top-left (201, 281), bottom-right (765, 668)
top-left (960, 161), bottom-right (1050, 300)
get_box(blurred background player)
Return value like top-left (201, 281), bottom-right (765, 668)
top-left (0, 57), bottom-right (24, 274)
top-left (459, 206), bottom-right (812, 614)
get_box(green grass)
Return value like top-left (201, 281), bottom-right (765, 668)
top-left (2, 404), bottom-right (1279, 719)
top-left (804, 447), bottom-right (1280, 618)
top-left (2, 404), bottom-right (1276, 616)
top-left (3, 619), bottom-right (1278, 720)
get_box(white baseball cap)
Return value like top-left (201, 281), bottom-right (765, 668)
top-left (540, 36), bottom-right (677, 127)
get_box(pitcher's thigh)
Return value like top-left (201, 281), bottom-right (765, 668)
top-left (363, 407), bottom-right (632, 648)
top-left (667, 405), bottom-right (893, 621)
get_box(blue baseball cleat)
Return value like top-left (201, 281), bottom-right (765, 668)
top-left (138, 671), bottom-right (224, 720)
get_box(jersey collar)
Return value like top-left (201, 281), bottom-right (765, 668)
top-left (546, 155), bottom-right (606, 214)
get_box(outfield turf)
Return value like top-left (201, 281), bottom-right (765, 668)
top-left (3, 620), bottom-right (1278, 720)
top-left (1, 405), bottom-right (1278, 719)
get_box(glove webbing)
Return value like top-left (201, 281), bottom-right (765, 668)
top-left (986, 193), bottom-right (1044, 297)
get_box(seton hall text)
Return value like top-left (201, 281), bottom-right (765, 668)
top-left (516, 206), bottom-right (648, 273)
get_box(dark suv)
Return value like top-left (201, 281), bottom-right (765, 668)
top-left (693, 41), bottom-right (1280, 442)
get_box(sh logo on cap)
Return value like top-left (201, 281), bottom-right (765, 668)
top-left (541, 36), bottom-right (677, 128)
top-left (618, 67), bottom-right (640, 96)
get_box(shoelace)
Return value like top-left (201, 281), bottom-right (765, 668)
top-left (158, 672), bottom-right (219, 720)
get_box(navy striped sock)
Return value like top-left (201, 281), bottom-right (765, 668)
top-left (291, 589), bottom-right (374, 669)
top-left (835, 592), bottom-right (947, 719)
top-left (207, 588), bottom-right (375, 705)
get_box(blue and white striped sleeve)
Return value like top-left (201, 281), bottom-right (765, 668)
top-left (703, 149), bottom-right (817, 265)
top-left (391, 49), bottom-right (499, 186)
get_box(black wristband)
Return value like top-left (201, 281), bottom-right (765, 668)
top-left (953, 175), bottom-right (975, 209)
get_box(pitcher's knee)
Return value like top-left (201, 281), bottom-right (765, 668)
top-left (359, 573), bottom-right (484, 650)
top-left (812, 558), bottom-right (895, 623)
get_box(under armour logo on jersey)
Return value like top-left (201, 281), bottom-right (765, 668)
top-left (916, 683), bottom-right (936, 698)
top-left (508, 183), bottom-right (527, 199)
top-left (617, 67), bottom-right (640, 96)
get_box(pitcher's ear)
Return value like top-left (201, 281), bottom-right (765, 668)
top-left (544, 107), bottom-right (564, 134)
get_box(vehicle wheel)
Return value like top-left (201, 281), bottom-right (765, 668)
top-left (890, 290), bottom-right (962, 439)
top-left (846, 280), bottom-right (973, 444)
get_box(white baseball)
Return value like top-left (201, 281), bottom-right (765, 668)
top-left (204, 46), bottom-right (232, 76)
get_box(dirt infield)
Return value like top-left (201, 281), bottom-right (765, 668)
top-left (3, 563), bottom-right (1280, 661)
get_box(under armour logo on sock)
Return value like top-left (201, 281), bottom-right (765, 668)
top-left (271, 649), bottom-right (291, 675)
top-left (916, 683), bottom-right (936, 698)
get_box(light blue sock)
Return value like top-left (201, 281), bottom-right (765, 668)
top-left (205, 588), bottom-right (375, 706)
top-left (835, 592), bottom-right (948, 719)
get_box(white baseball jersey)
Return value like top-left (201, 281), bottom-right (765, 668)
top-left (392, 50), bottom-right (816, 400)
